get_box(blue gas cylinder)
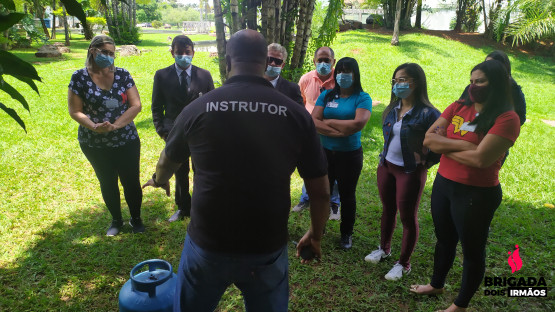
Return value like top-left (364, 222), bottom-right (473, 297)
top-left (119, 259), bottom-right (177, 312)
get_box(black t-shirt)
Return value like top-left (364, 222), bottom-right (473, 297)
top-left (165, 75), bottom-right (327, 254)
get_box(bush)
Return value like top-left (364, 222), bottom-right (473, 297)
top-left (112, 14), bottom-right (141, 44)
top-left (8, 15), bottom-right (46, 48)
top-left (152, 20), bottom-right (163, 29)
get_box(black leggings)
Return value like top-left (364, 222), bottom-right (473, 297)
top-left (324, 147), bottom-right (363, 237)
top-left (430, 174), bottom-right (502, 308)
top-left (80, 140), bottom-right (142, 221)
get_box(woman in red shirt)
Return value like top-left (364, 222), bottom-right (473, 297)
top-left (410, 60), bottom-right (520, 311)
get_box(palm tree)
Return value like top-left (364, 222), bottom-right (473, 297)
top-left (504, 0), bottom-right (555, 46)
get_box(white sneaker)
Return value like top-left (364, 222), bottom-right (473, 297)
top-left (364, 247), bottom-right (391, 264)
top-left (329, 204), bottom-right (340, 220)
top-left (385, 263), bottom-right (411, 281)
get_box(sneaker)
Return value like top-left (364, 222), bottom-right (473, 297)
top-left (106, 220), bottom-right (123, 236)
top-left (129, 218), bottom-right (145, 234)
top-left (340, 234), bottom-right (352, 249)
top-left (385, 263), bottom-right (411, 281)
top-left (329, 203), bottom-right (340, 220)
top-left (292, 201), bottom-right (309, 212)
top-left (364, 246), bottom-right (391, 264)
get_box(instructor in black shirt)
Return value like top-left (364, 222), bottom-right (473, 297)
top-left (143, 30), bottom-right (329, 312)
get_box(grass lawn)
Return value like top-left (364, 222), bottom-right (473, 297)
top-left (0, 30), bottom-right (553, 311)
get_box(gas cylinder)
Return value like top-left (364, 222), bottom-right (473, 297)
top-left (119, 259), bottom-right (177, 312)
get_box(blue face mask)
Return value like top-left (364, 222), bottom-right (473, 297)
top-left (336, 73), bottom-right (353, 89)
top-left (392, 82), bottom-right (412, 99)
top-left (265, 65), bottom-right (282, 78)
top-left (175, 55), bottom-right (193, 68)
top-left (94, 53), bottom-right (114, 68)
top-left (316, 62), bottom-right (332, 76)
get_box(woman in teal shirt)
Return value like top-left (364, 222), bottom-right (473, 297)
top-left (312, 57), bottom-right (372, 249)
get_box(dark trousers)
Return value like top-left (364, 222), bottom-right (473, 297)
top-left (174, 159), bottom-right (191, 215)
top-left (80, 140), bottom-right (142, 221)
top-left (430, 174), bottom-right (502, 308)
top-left (376, 161), bottom-right (427, 268)
top-left (324, 147), bottom-right (363, 237)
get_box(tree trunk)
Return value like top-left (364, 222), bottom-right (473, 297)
top-left (104, 1), bottom-right (115, 37)
top-left (38, 6), bottom-right (51, 38)
top-left (112, 0), bottom-right (121, 39)
top-left (298, 0), bottom-right (315, 66)
top-left (454, 0), bottom-right (467, 32)
top-left (274, 0), bottom-right (281, 43)
top-left (261, 0), bottom-right (269, 39)
top-left (51, 0), bottom-right (56, 39)
top-left (290, 0), bottom-right (309, 69)
top-left (214, 0), bottom-right (227, 84)
top-left (230, 0), bottom-right (240, 34)
top-left (415, 0), bottom-right (422, 29)
top-left (290, 0), bottom-right (315, 70)
top-left (391, 0), bottom-right (402, 45)
top-left (481, 0), bottom-right (488, 34)
top-left (402, 0), bottom-right (416, 28)
top-left (62, 5), bottom-right (70, 46)
top-left (266, 0), bottom-right (276, 43)
top-left (246, 0), bottom-right (258, 30)
top-left (281, 0), bottom-right (298, 49)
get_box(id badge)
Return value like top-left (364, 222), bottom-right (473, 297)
top-left (460, 122), bottom-right (477, 132)
top-left (104, 98), bottom-right (119, 109)
top-left (326, 101), bottom-right (338, 108)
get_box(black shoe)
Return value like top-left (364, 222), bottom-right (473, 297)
top-left (129, 218), bottom-right (145, 233)
top-left (106, 220), bottom-right (123, 236)
top-left (168, 210), bottom-right (187, 222)
top-left (340, 235), bottom-right (352, 250)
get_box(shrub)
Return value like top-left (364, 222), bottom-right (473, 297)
top-left (152, 20), bottom-right (163, 29)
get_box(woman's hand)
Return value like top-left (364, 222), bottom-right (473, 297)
top-left (92, 121), bottom-right (117, 133)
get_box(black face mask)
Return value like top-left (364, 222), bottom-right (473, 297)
top-left (468, 84), bottom-right (489, 103)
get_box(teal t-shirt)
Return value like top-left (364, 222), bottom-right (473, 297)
top-left (315, 90), bottom-right (372, 151)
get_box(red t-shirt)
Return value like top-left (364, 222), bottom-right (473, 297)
top-left (437, 102), bottom-right (520, 187)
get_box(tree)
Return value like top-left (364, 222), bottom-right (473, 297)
top-left (382, 0), bottom-right (417, 29)
top-left (415, 0), bottom-right (422, 29)
top-left (102, 0), bottom-right (140, 44)
top-left (212, 0), bottom-right (338, 83)
top-left (51, 0), bottom-right (56, 39)
top-left (500, 0), bottom-right (555, 46)
top-left (391, 0), bottom-right (402, 45)
top-left (0, 0), bottom-right (89, 131)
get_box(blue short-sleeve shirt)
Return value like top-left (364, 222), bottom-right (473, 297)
top-left (68, 67), bottom-right (139, 148)
top-left (315, 90), bottom-right (372, 151)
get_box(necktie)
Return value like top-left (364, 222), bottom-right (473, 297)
top-left (180, 70), bottom-right (189, 91)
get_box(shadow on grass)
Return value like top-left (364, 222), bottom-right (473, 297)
top-left (135, 117), bottom-right (154, 130)
top-left (0, 191), bottom-right (185, 311)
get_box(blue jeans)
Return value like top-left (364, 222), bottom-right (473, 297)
top-left (300, 180), bottom-right (340, 204)
top-left (174, 235), bottom-right (289, 312)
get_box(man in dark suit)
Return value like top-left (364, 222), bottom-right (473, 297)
top-left (151, 35), bottom-right (215, 222)
top-left (264, 43), bottom-right (303, 106)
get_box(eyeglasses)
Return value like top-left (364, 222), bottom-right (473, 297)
top-left (96, 48), bottom-right (116, 57)
top-left (391, 77), bottom-right (413, 85)
top-left (267, 56), bottom-right (284, 66)
top-left (317, 58), bottom-right (331, 63)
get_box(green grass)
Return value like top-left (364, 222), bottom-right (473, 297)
top-left (0, 30), bottom-right (553, 311)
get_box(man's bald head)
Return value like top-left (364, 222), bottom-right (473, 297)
top-left (226, 30), bottom-right (268, 76)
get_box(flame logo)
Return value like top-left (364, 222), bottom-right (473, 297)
top-left (451, 116), bottom-right (469, 136)
top-left (507, 244), bottom-right (523, 273)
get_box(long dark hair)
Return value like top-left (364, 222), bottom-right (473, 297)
top-left (486, 50), bottom-right (511, 76)
top-left (382, 63), bottom-right (435, 122)
top-left (467, 60), bottom-right (513, 134)
top-left (324, 57), bottom-right (363, 103)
